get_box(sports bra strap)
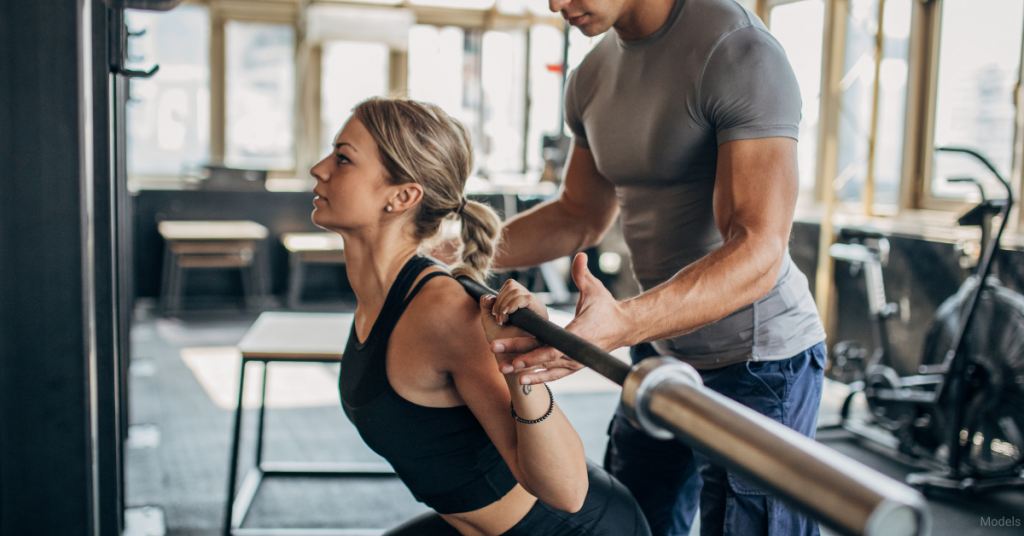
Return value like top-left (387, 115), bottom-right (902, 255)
top-left (368, 257), bottom-right (451, 346)
top-left (401, 270), bottom-right (453, 307)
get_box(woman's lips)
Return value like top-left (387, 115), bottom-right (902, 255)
top-left (567, 13), bottom-right (586, 26)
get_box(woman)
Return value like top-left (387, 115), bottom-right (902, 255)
top-left (310, 97), bottom-right (650, 536)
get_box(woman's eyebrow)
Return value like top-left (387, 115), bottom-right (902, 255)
top-left (335, 142), bottom-right (357, 153)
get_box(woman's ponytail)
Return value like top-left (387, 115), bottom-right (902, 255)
top-left (450, 200), bottom-right (501, 283)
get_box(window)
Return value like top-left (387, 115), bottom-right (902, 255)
top-left (481, 29), bottom-right (527, 173)
top-left (930, 0), bottom-right (1023, 201)
top-left (408, 25), bottom-right (485, 170)
top-left (125, 6), bottom-right (210, 177)
top-left (320, 41), bottom-right (390, 157)
top-left (769, 0), bottom-right (826, 193)
top-left (225, 21), bottom-right (296, 170)
top-left (834, 0), bottom-right (911, 205)
top-left (526, 24), bottom-right (565, 172)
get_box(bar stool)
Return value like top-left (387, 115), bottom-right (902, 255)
top-left (281, 232), bottom-right (346, 309)
top-left (158, 220), bottom-right (269, 313)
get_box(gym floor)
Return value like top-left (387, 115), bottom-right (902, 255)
top-left (126, 304), bottom-right (1024, 536)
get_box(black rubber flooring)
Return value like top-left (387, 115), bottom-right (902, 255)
top-left (126, 306), bottom-right (1024, 535)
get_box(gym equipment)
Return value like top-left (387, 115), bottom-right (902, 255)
top-left (828, 147), bottom-right (1024, 494)
top-left (457, 278), bottom-right (930, 536)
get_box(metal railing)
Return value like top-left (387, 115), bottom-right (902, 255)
top-left (459, 277), bottom-right (930, 536)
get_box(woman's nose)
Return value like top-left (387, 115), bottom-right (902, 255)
top-left (310, 159), bottom-right (328, 182)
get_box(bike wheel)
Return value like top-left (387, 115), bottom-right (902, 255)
top-left (921, 276), bottom-right (1024, 477)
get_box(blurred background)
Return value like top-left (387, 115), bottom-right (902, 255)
top-left (3, 1), bottom-right (1024, 535)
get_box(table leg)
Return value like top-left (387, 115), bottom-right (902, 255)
top-left (160, 242), bottom-right (174, 313)
top-left (255, 362), bottom-right (268, 466)
top-left (169, 254), bottom-right (185, 314)
top-left (224, 359), bottom-right (248, 536)
top-left (287, 251), bottom-right (305, 310)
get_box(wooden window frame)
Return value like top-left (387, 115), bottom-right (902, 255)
top-left (904, 0), bottom-right (1024, 232)
top-left (758, 0), bottom-right (835, 204)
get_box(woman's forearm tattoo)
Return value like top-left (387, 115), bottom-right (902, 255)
top-left (522, 384), bottom-right (532, 395)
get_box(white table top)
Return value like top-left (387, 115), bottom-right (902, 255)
top-left (238, 312), bottom-right (353, 360)
top-left (280, 232), bottom-right (344, 252)
top-left (158, 220), bottom-right (269, 240)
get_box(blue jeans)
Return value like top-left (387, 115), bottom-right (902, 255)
top-left (603, 342), bottom-right (826, 536)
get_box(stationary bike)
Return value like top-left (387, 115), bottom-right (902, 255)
top-left (829, 147), bottom-right (1024, 494)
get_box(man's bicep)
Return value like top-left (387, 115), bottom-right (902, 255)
top-left (559, 144), bottom-right (619, 231)
top-left (713, 137), bottom-right (799, 242)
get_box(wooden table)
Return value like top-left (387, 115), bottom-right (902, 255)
top-left (158, 220), bottom-right (270, 313)
top-left (281, 232), bottom-right (346, 309)
top-left (225, 312), bottom-right (394, 536)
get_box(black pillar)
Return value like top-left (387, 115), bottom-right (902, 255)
top-left (0, 0), bottom-right (119, 534)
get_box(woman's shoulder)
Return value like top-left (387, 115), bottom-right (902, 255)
top-left (400, 272), bottom-right (489, 365)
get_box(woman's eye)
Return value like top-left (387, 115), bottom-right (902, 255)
top-left (335, 154), bottom-right (350, 164)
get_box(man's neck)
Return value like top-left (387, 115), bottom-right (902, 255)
top-left (613, 0), bottom-right (677, 41)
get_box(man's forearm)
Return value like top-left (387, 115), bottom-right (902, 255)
top-left (621, 230), bottom-right (786, 346)
top-left (493, 200), bottom-right (598, 270)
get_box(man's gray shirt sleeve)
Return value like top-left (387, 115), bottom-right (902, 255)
top-left (563, 68), bottom-right (590, 149)
top-left (699, 25), bottom-right (802, 146)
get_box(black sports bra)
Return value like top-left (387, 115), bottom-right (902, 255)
top-left (339, 255), bottom-right (518, 514)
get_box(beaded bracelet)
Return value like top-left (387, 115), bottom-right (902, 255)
top-left (510, 383), bottom-right (554, 424)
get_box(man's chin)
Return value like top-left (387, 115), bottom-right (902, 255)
top-left (578, 21), bottom-right (611, 38)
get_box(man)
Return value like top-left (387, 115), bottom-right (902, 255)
top-left (487, 0), bottom-right (827, 535)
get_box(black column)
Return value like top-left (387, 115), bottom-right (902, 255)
top-left (0, 0), bottom-right (108, 534)
top-left (93, 2), bottom-right (126, 534)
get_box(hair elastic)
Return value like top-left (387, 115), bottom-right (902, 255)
top-left (455, 197), bottom-right (468, 216)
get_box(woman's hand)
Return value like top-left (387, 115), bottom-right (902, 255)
top-left (479, 294), bottom-right (532, 348)
top-left (492, 278), bottom-right (549, 325)
top-left (478, 279), bottom-right (548, 367)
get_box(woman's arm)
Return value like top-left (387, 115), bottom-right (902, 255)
top-left (413, 278), bottom-right (588, 513)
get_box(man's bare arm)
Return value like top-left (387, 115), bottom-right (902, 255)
top-left (493, 144), bottom-right (620, 270)
top-left (620, 137), bottom-right (799, 343)
top-left (494, 137), bottom-right (800, 384)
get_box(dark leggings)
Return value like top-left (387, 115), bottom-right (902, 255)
top-left (384, 462), bottom-right (651, 536)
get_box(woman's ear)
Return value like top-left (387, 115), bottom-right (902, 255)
top-left (390, 183), bottom-right (424, 213)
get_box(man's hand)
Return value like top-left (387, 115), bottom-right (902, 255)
top-left (493, 252), bottom-right (631, 385)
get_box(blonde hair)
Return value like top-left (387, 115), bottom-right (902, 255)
top-left (353, 97), bottom-right (501, 283)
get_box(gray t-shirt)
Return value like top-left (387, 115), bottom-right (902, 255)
top-left (564, 0), bottom-right (825, 369)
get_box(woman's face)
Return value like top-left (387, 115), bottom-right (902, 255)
top-left (310, 117), bottom-right (392, 233)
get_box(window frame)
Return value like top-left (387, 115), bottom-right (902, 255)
top-left (208, 0), bottom-right (299, 178)
top-left (127, 1), bottom-right (563, 188)
top-left (904, 0), bottom-right (1024, 229)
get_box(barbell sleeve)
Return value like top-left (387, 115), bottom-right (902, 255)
top-left (457, 276), bottom-right (930, 536)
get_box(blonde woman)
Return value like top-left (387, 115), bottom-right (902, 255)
top-left (310, 97), bottom-right (650, 536)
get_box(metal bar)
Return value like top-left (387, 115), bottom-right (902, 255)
top-left (455, 277), bottom-right (930, 536)
top-left (224, 360), bottom-right (248, 536)
top-left (457, 277), bottom-right (630, 385)
top-left (231, 468), bottom-right (264, 531)
top-left (259, 461), bottom-right (394, 476)
top-left (255, 362), bottom-right (268, 465)
top-left (623, 358), bottom-right (928, 536)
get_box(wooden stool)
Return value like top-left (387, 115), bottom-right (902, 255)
top-left (225, 312), bottom-right (394, 536)
top-left (158, 220), bottom-right (269, 313)
top-left (281, 232), bottom-right (346, 309)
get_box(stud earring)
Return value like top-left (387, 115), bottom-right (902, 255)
top-left (385, 205), bottom-right (393, 212)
